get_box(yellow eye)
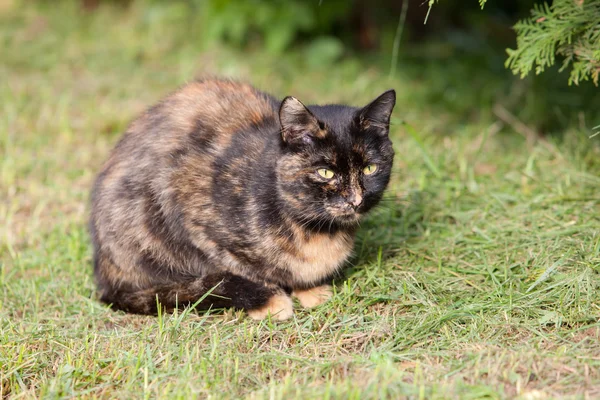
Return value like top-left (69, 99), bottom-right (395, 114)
top-left (317, 168), bottom-right (335, 179)
top-left (363, 164), bottom-right (378, 175)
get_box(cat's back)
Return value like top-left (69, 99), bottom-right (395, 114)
top-left (121, 79), bottom-right (278, 153)
top-left (93, 79), bottom-right (279, 200)
top-left (159, 79), bottom-right (277, 135)
top-left (91, 79), bottom-right (279, 250)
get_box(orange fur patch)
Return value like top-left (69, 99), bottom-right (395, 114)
top-left (292, 285), bottom-right (333, 308)
top-left (247, 293), bottom-right (294, 321)
top-left (286, 231), bottom-right (353, 285)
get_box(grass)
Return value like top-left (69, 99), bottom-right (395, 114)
top-left (1, 1), bottom-right (599, 398)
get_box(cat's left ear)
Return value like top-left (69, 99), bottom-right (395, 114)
top-left (358, 89), bottom-right (396, 135)
top-left (279, 96), bottom-right (326, 145)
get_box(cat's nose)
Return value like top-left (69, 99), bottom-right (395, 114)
top-left (346, 191), bottom-right (363, 210)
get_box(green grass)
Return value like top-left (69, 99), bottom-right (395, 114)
top-left (1, 1), bottom-right (599, 399)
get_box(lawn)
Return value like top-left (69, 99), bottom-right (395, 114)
top-left (1, 1), bottom-right (599, 399)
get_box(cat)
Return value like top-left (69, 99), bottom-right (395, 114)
top-left (90, 79), bottom-right (395, 320)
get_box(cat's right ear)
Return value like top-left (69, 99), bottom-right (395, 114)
top-left (279, 96), bottom-right (325, 145)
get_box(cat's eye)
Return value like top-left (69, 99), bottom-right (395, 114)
top-left (363, 164), bottom-right (378, 175)
top-left (317, 168), bottom-right (335, 179)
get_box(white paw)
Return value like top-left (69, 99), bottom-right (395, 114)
top-left (247, 294), bottom-right (294, 321)
top-left (292, 285), bottom-right (333, 308)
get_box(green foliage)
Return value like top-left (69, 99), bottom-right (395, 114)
top-left (146, 0), bottom-right (600, 87)
top-left (429, 0), bottom-right (599, 85)
top-left (506, 0), bottom-right (600, 86)
top-left (199, 0), bottom-right (312, 53)
top-left (198, 0), bottom-right (351, 56)
top-left (428, 0), bottom-right (487, 10)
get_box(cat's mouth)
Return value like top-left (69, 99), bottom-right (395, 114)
top-left (337, 214), bottom-right (361, 225)
top-left (326, 208), bottom-right (362, 224)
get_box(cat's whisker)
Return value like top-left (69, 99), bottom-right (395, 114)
top-left (328, 217), bottom-right (335, 233)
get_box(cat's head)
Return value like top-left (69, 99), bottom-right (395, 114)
top-left (276, 90), bottom-right (395, 229)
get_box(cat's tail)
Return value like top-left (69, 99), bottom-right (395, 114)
top-left (98, 272), bottom-right (284, 316)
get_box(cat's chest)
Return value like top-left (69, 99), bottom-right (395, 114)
top-left (285, 232), bottom-right (354, 285)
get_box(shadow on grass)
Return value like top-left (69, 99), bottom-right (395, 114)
top-left (346, 190), bottom-right (429, 273)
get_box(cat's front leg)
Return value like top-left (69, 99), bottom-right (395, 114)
top-left (247, 290), bottom-right (294, 321)
top-left (292, 285), bottom-right (333, 308)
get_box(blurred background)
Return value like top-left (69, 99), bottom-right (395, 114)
top-left (3, 0), bottom-right (599, 132)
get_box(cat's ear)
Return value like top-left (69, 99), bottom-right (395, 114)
top-left (279, 96), bottom-right (326, 145)
top-left (357, 89), bottom-right (396, 135)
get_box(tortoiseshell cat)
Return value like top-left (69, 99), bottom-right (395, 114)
top-left (90, 79), bottom-right (395, 320)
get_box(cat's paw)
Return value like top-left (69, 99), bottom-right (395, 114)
top-left (292, 285), bottom-right (332, 308)
top-left (247, 294), bottom-right (294, 321)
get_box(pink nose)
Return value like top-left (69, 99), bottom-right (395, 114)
top-left (347, 191), bottom-right (363, 208)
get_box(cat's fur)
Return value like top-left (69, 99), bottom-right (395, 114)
top-left (90, 79), bottom-right (395, 320)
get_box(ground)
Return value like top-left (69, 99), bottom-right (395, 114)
top-left (1, 2), bottom-right (599, 399)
